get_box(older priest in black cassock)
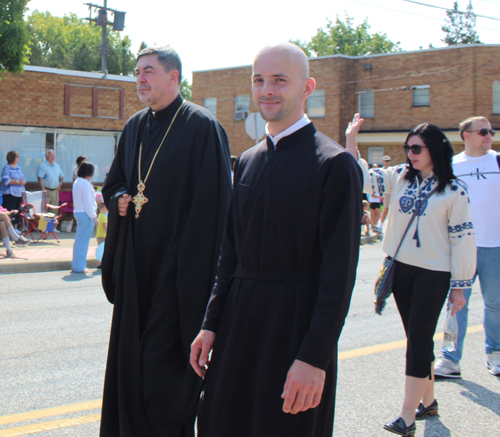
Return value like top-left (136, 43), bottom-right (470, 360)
top-left (100, 46), bottom-right (231, 437)
top-left (191, 43), bottom-right (363, 437)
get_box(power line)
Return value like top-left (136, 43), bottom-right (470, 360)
top-left (401, 0), bottom-right (500, 21)
top-left (346, 0), bottom-right (500, 32)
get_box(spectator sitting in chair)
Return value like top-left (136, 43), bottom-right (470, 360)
top-left (0, 206), bottom-right (29, 257)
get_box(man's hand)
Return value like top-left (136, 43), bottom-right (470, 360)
top-left (19, 179), bottom-right (26, 186)
top-left (118, 194), bottom-right (131, 217)
top-left (190, 330), bottom-right (216, 378)
top-left (282, 359), bottom-right (325, 414)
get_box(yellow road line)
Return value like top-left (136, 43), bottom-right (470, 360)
top-left (0, 414), bottom-right (100, 436)
top-left (0, 324), bottom-right (485, 435)
top-left (339, 323), bottom-right (484, 360)
top-left (0, 400), bottom-right (101, 425)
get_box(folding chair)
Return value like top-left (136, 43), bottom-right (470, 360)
top-left (21, 191), bottom-right (67, 243)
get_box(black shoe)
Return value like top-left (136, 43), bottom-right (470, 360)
top-left (416, 399), bottom-right (438, 420)
top-left (383, 417), bottom-right (416, 436)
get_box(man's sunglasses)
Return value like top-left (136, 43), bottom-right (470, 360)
top-left (466, 128), bottom-right (495, 137)
top-left (403, 145), bottom-right (427, 155)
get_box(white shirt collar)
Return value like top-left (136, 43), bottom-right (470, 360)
top-left (266, 114), bottom-right (311, 147)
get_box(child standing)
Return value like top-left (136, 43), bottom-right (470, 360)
top-left (96, 201), bottom-right (108, 269)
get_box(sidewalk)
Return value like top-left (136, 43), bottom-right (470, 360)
top-left (0, 230), bottom-right (98, 274)
top-left (0, 229), bottom-right (381, 275)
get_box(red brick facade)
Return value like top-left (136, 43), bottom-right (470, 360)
top-left (192, 44), bottom-right (500, 162)
top-left (0, 66), bottom-right (143, 130)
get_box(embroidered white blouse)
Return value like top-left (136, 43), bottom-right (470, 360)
top-left (371, 165), bottom-right (476, 289)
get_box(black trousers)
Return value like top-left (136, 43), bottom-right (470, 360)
top-left (392, 261), bottom-right (450, 378)
top-left (1, 194), bottom-right (22, 225)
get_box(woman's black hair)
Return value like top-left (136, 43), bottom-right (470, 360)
top-left (76, 155), bottom-right (87, 166)
top-left (404, 123), bottom-right (455, 193)
top-left (77, 162), bottom-right (95, 178)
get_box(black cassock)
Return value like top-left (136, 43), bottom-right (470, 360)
top-left (100, 94), bottom-right (232, 437)
top-left (198, 123), bottom-right (362, 437)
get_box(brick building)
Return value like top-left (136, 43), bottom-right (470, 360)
top-left (192, 44), bottom-right (500, 163)
top-left (0, 66), bottom-right (144, 187)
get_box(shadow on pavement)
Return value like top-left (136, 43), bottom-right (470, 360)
top-left (61, 271), bottom-right (95, 282)
top-left (459, 379), bottom-right (500, 418)
top-left (423, 419), bottom-right (451, 437)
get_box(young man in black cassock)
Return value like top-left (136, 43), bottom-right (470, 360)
top-left (100, 46), bottom-right (231, 437)
top-left (191, 43), bottom-right (363, 436)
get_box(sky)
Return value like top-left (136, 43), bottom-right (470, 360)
top-left (26, 0), bottom-right (500, 82)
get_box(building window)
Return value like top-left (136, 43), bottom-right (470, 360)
top-left (235, 95), bottom-right (250, 112)
top-left (359, 90), bottom-right (374, 118)
top-left (307, 89), bottom-right (325, 118)
top-left (367, 147), bottom-right (384, 165)
top-left (0, 126), bottom-right (119, 184)
top-left (494, 82), bottom-right (500, 114)
top-left (413, 86), bottom-right (430, 106)
top-left (203, 98), bottom-right (217, 116)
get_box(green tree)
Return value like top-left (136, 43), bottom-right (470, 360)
top-left (27, 11), bottom-right (135, 76)
top-left (291, 14), bottom-right (400, 57)
top-left (0, 0), bottom-right (31, 76)
top-left (442, 1), bottom-right (481, 45)
top-left (180, 77), bottom-right (192, 101)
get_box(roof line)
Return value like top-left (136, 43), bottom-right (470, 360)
top-left (193, 43), bottom-right (500, 73)
top-left (22, 65), bottom-right (136, 82)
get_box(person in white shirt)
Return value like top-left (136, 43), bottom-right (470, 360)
top-left (435, 116), bottom-right (500, 378)
top-left (346, 116), bottom-right (476, 437)
top-left (72, 162), bottom-right (98, 273)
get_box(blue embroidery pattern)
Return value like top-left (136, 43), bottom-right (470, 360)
top-left (449, 222), bottom-right (474, 233)
top-left (370, 168), bottom-right (385, 195)
top-left (451, 279), bottom-right (474, 288)
top-left (398, 176), bottom-right (437, 216)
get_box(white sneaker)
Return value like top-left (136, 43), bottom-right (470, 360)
top-left (487, 352), bottom-right (500, 376)
top-left (434, 357), bottom-right (461, 378)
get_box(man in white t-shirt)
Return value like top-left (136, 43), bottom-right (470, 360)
top-left (435, 116), bottom-right (500, 378)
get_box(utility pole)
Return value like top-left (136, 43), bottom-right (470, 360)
top-left (84, 1), bottom-right (126, 78)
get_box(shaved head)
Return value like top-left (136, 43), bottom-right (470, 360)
top-left (252, 43), bottom-right (315, 136)
top-left (253, 43), bottom-right (309, 79)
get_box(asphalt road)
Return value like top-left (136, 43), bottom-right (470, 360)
top-left (0, 242), bottom-right (498, 436)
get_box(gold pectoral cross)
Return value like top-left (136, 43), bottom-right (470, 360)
top-left (132, 181), bottom-right (148, 218)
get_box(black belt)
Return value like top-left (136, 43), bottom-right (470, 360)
top-left (233, 268), bottom-right (320, 282)
top-left (46, 188), bottom-right (58, 190)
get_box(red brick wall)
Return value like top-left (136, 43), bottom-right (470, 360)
top-left (0, 68), bottom-right (144, 130)
top-left (192, 45), bottom-right (500, 159)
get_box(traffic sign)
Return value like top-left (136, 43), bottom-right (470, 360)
top-left (245, 113), bottom-right (266, 144)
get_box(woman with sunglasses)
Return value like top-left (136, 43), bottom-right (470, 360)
top-left (346, 114), bottom-right (476, 437)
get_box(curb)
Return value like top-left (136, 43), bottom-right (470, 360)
top-left (0, 258), bottom-right (98, 275)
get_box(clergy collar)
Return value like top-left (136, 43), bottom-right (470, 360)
top-left (266, 114), bottom-right (311, 148)
top-left (265, 122), bottom-right (316, 151)
top-left (148, 94), bottom-right (184, 121)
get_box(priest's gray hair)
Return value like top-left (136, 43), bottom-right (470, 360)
top-left (137, 45), bottom-right (182, 85)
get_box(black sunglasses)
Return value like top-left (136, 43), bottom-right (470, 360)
top-left (403, 144), bottom-right (427, 155)
top-left (466, 128), bottom-right (495, 137)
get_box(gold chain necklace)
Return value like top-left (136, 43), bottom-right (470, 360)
top-left (132, 100), bottom-right (185, 218)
